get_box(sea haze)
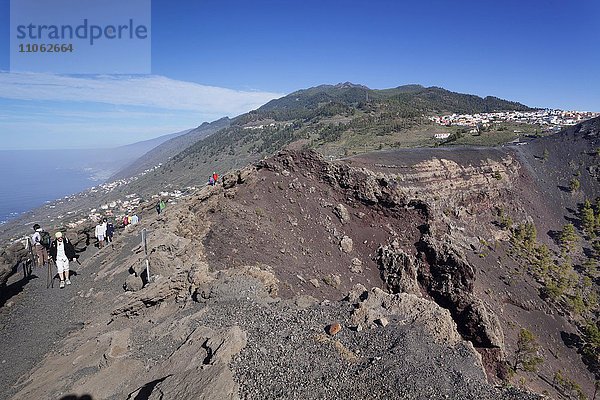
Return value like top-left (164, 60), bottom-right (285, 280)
top-left (0, 129), bottom-right (194, 224)
top-left (0, 149), bottom-right (113, 224)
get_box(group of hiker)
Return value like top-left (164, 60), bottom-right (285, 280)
top-left (30, 224), bottom-right (76, 289)
top-left (122, 214), bottom-right (139, 228)
top-left (26, 177), bottom-right (219, 290)
top-left (208, 171), bottom-right (219, 186)
top-left (30, 217), bottom-right (119, 288)
top-left (94, 218), bottom-right (115, 249)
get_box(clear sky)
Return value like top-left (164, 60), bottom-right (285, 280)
top-left (0, 0), bottom-right (599, 150)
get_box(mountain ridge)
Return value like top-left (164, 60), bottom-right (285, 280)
top-left (108, 82), bottom-right (535, 197)
top-left (110, 117), bottom-right (230, 180)
top-left (256, 82), bottom-right (532, 117)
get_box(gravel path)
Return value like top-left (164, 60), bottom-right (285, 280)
top-left (191, 286), bottom-right (542, 400)
top-left (0, 252), bottom-right (98, 399)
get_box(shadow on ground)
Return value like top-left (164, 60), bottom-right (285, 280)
top-left (0, 274), bottom-right (38, 308)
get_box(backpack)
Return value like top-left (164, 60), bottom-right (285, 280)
top-left (39, 231), bottom-right (51, 248)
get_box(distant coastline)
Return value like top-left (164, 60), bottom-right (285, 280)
top-left (0, 150), bottom-right (108, 225)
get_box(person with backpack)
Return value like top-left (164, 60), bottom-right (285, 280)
top-left (212, 171), bottom-right (219, 185)
top-left (49, 232), bottom-right (76, 289)
top-left (31, 224), bottom-right (50, 269)
top-left (156, 199), bottom-right (167, 215)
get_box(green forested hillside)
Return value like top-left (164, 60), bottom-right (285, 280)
top-left (124, 83), bottom-right (535, 194)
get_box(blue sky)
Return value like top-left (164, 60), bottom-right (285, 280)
top-left (0, 0), bottom-right (599, 150)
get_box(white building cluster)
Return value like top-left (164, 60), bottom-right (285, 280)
top-left (242, 122), bottom-right (293, 130)
top-left (429, 109), bottom-right (599, 128)
top-left (43, 162), bottom-right (169, 227)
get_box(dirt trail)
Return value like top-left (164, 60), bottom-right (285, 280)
top-left (0, 248), bottom-right (99, 399)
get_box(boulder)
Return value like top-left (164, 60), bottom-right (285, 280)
top-left (222, 167), bottom-right (255, 190)
top-left (222, 171), bottom-right (239, 189)
top-left (322, 274), bottom-right (341, 289)
top-left (349, 258), bottom-right (363, 274)
top-left (333, 204), bottom-right (351, 224)
top-left (0, 241), bottom-right (30, 287)
top-left (123, 274), bottom-right (143, 292)
top-left (340, 236), bottom-right (353, 253)
top-left (326, 322), bottom-right (342, 336)
top-left (376, 245), bottom-right (420, 295)
top-left (347, 286), bottom-right (464, 347)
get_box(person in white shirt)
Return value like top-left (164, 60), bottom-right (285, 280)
top-left (48, 232), bottom-right (76, 289)
top-left (95, 221), bottom-right (107, 249)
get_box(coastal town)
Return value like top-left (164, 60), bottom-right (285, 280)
top-left (36, 162), bottom-right (184, 233)
top-left (429, 109), bottom-right (599, 128)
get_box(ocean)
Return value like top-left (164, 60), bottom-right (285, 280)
top-left (0, 150), bottom-right (108, 224)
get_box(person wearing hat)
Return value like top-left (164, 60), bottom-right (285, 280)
top-left (49, 231), bottom-right (77, 289)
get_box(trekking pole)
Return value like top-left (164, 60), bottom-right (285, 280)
top-left (142, 229), bottom-right (150, 284)
top-left (47, 259), bottom-right (54, 289)
top-left (27, 238), bottom-right (36, 268)
top-left (27, 237), bottom-right (36, 277)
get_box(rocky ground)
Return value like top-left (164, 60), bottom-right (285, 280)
top-left (0, 232), bottom-right (538, 400)
top-left (1, 126), bottom-right (599, 399)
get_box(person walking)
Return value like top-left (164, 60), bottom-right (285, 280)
top-left (48, 232), bottom-right (76, 289)
top-left (212, 171), bottom-right (219, 185)
top-left (95, 221), bottom-right (106, 248)
top-left (31, 224), bottom-right (50, 269)
top-left (159, 199), bottom-right (166, 213)
top-left (101, 218), bottom-right (108, 245)
top-left (106, 220), bottom-right (115, 243)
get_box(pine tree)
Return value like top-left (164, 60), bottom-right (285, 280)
top-left (569, 178), bottom-right (581, 193)
top-left (582, 200), bottom-right (596, 238)
top-left (593, 240), bottom-right (600, 259)
top-left (560, 223), bottom-right (578, 253)
top-left (513, 329), bottom-right (544, 372)
top-left (512, 222), bottom-right (537, 253)
top-left (595, 197), bottom-right (600, 232)
top-left (533, 244), bottom-right (553, 277)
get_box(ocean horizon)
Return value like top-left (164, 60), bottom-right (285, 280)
top-left (0, 149), bottom-right (109, 225)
